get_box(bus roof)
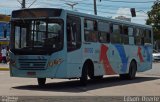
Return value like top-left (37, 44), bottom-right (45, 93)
top-left (64, 9), bottom-right (152, 29)
top-left (12, 8), bottom-right (152, 29)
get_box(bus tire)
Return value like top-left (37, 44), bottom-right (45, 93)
top-left (127, 61), bottom-right (137, 80)
top-left (120, 61), bottom-right (137, 80)
top-left (80, 63), bottom-right (88, 86)
top-left (37, 78), bottom-right (46, 87)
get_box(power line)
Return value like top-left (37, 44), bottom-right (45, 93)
top-left (78, 2), bottom-right (151, 9)
top-left (102, 0), bottom-right (154, 3)
top-left (75, 7), bottom-right (147, 17)
top-left (17, 0), bottom-right (37, 8)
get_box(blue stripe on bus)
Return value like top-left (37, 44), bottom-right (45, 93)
top-left (144, 46), bottom-right (150, 62)
top-left (115, 44), bottom-right (128, 72)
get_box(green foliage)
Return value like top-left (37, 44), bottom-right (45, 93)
top-left (146, 0), bottom-right (160, 40)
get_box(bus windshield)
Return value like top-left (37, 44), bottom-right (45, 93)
top-left (11, 19), bottom-right (64, 55)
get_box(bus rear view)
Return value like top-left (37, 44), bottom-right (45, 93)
top-left (10, 8), bottom-right (65, 86)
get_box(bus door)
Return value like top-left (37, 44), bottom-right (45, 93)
top-left (66, 15), bottom-right (82, 64)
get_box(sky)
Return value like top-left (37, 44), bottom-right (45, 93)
top-left (0, 0), bottom-right (156, 24)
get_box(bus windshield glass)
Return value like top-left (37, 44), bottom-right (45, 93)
top-left (11, 19), bottom-right (63, 55)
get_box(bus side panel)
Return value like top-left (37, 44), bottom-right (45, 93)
top-left (74, 43), bottom-right (152, 77)
top-left (136, 45), bottom-right (152, 72)
top-left (67, 48), bottom-right (83, 78)
top-left (108, 44), bottom-right (124, 74)
top-left (97, 44), bottom-right (152, 75)
top-left (83, 43), bottom-right (106, 76)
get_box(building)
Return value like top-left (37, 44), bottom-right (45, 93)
top-left (115, 16), bottom-right (131, 22)
top-left (0, 14), bottom-right (10, 49)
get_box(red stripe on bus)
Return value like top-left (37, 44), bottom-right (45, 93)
top-left (137, 47), bottom-right (144, 62)
top-left (100, 44), bottom-right (116, 75)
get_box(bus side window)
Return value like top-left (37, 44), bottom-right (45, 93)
top-left (111, 24), bottom-right (121, 44)
top-left (128, 27), bottom-right (134, 45)
top-left (140, 29), bottom-right (145, 45)
top-left (84, 19), bottom-right (98, 42)
top-left (94, 21), bottom-right (97, 31)
top-left (67, 15), bottom-right (81, 52)
top-left (67, 22), bottom-right (76, 51)
top-left (144, 30), bottom-right (152, 44)
top-left (135, 28), bottom-right (141, 45)
top-left (121, 25), bottom-right (129, 44)
top-left (98, 21), bottom-right (110, 43)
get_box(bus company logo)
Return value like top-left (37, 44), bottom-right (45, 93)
top-left (84, 48), bottom-right (93, 53)
top-left (47, 58), bottom-right (64, 67)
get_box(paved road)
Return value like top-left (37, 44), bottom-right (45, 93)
top-left (0, 63), bottom-right (159, 101)
top-left (142, 62), bottom-right (160, 76)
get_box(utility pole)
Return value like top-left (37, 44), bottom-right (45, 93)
top-left (22, 0), bottom-right (26, 8)
top-left (94, 0), bottom-right (97, 15)
top-left (17, 0), bottom-right (37, 8)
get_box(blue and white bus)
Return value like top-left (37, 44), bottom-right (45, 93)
top-left (9, 8), bottom-right (153, 86)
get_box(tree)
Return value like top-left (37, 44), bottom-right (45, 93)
top-left (146, 0), bottom-right (160, 41)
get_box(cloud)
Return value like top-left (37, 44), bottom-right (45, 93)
top-left (113, 8), bottom-right (148, 24)
top-left (0, 2), bottom-right (17, 8)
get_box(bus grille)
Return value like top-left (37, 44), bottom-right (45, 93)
top-left (18, 59), bottom-right (47, 70)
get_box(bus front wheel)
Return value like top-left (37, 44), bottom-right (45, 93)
top-left (37, 78), bottom-right (46, 87)
top-left (80, 63), bottom-right (88, 86)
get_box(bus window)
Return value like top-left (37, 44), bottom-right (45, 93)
top-left (135, 28), bottom-right (141, 45)
top-left (84, 19), bottom-right (98, 42)
top-left (123, 26), bottom-right (128, 35)
top-left (121, 25), bottom-right (129, 44)
top-left (98, 21), bottom-right (110, 32)
top-left (21, 28), bottom-right (27, 47)
top-left (98, 21), bottom-right (110, 43)
top-left (84, 19), bottom-right (94, 30)
top-left (94, 21), bottom-right (98, 31)
top-left (46, 22), bottom-right (62, 48)
top-left (144, 30), bottom-right (152, 44)
top-left (140, 29), bottom-right (145, 45)
top-left (111, 24), bottom-right (121, 44)
top-left (15, 26), bottom-right (20, 48)
top-left (128, 27), bottom-right (133, 36)
top-left (113, 24), bottom-right (120, 34)
top-left (14, 21), bottom-right (30, 49)
top-left (128, 27), bottom-right (134, 45)
top-left (31, 21), bottom-right (46, 47)
top-left (67, 15), bottom-right (81, 52)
